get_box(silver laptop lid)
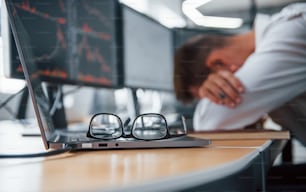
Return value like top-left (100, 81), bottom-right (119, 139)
top-left (5, 0), bottom-right (58, 149)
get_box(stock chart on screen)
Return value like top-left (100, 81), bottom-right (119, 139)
top-left (8, 0), bottom-right (122, 87)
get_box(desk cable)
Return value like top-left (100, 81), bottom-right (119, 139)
top-left (0, 146), bottom-right (72, 159)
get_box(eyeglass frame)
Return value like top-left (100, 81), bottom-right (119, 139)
top-left (87, 112), bottom-right (187, 141)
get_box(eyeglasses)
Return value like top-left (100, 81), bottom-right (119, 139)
top-left (87, 113), bottom-right (187, 140)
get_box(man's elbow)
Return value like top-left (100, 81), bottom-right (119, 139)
top-left (192, 99), bottom-right (252, 131)
top-left (192, 100), bottom-right (232, 131)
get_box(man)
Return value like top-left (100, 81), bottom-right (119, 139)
top-left (174, 3), bottom-right (306, 133)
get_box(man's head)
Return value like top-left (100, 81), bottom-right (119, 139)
top-left (174, 34), bottom-right (229, 103)
top-left (173, 32), bottom-right (254, 103)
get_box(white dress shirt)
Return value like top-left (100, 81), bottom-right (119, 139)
top-left (193, 3), bottom-right (306, 131)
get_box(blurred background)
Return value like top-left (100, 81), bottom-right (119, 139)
top-left (0, 0), bottom-right (305, 164)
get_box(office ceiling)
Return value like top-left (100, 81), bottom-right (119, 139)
top-left (198, 0), bottom-right (305, 19)
top-left (140, 0), bottom-right (306, 29)
top-left (198, 0), bottom-right (304, 13)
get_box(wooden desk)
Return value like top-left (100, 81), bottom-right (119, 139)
top-left (0, 121), bottom-right (288, 192)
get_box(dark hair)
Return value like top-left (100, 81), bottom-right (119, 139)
top-left (173, 34), bottom-right (228, 103)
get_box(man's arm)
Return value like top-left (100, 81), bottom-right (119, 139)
top-left (193, 15), bottom-right (306, 131)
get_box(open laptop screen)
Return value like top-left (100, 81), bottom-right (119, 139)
top-left (5, 0), bottom-right (57, 148)
top-left (5, 0), bottom-right (124, 149)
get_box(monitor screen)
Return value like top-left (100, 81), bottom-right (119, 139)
top-left (122, 6), bottom-right (174, 91)
top-left (2, 0), bottom-right (123, 88)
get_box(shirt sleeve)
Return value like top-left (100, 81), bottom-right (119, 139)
top-left (193, 13), bottom-right (306, 131)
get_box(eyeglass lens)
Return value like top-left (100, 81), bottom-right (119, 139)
top-left (132, 115), bottom-right (167, 140)
top-left (168, 116), bottom-right (187, 136)
top-left (89, 114), bottom-right (123, 139)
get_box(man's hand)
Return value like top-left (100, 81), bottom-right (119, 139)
top-left (198, 70), bottom-right (244, 108)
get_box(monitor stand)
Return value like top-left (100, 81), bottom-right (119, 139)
top-left (131, 88), bottom-right (140, 116)
top-left (47, 84), bottom-right (67, 129)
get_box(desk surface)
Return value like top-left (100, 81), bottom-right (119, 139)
top-left (0, 121), bottom-right (284, 192)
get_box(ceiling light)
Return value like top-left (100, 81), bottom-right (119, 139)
top-left (120, 0), bottom-right (148, 13)
top-left (182, 0), bottom-right (243, 29)
top-left (156, 6), bottom-right (186, 28)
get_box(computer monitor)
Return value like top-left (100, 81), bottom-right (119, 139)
top-left (2, 0), bottom-right (123, 88)
top-left (2, 0), bottom-right (123, 127)
top-left (122, 5), bottom-right (174, 91)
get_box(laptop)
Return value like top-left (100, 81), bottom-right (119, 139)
top-left (4, 0), bottom-right (210, 150)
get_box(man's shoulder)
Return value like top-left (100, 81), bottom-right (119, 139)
top-left (270, 3), bottom-right (306, 22)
